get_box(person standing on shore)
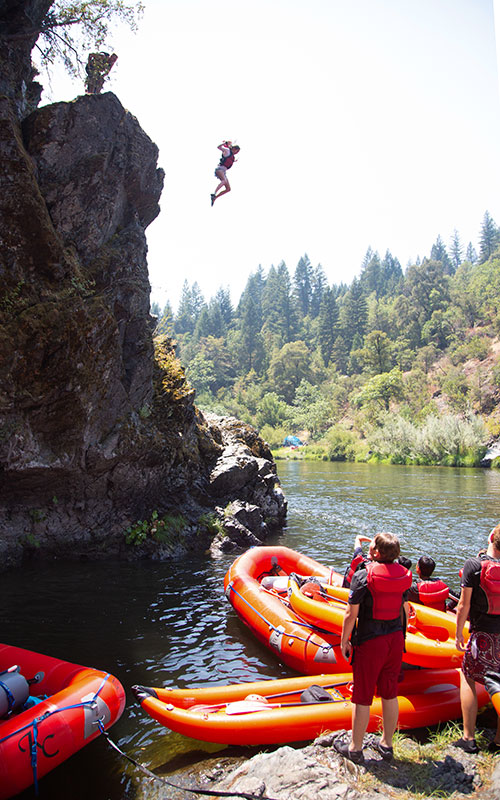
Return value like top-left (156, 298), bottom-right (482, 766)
top-left (454, 524), bottom-right (500, 754)
top-left (335, 532), bottom-right (411, 764)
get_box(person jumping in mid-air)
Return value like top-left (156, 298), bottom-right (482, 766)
top-left (211, 141), bottom-right (240, 206)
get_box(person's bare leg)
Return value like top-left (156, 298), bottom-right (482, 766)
top-left (380, 697), bottom-right (399, 747)
top-left (351, 703), bottom-right (370, 751)
top-left (460, 672), bottom-right (478, 741)
top-left (213, 179), bottom-right (231, 201)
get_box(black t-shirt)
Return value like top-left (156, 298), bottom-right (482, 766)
top-left (461, 556), bottom-right (500, 634)
top-left (348, 567), bottom-right (408, 645)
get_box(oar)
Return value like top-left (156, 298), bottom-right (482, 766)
top-left (224, 698), bottom-right (342, 715)
top-left (189, 680), bottom-right (351, 714)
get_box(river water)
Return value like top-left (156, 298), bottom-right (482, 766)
top-left (3, 461), bottom-right (500, 799)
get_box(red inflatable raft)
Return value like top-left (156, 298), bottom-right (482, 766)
top-left (224, 545), bottom-right (350, 674)
top-left (0, 643), bottom-right (125, 799)
top-left (132, 667), bottom-right (488, 746)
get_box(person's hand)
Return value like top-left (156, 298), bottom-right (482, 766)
top-left (341, 641), bottom-right (352, 661)
top-left (455, 632), bottom-right (466, 651)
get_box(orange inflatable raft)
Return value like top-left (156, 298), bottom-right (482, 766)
top-left (224, 545), bottom-right (350, 674)
top-left (288, 574), bottom-right (468, 669)
top-left (132, 668), bottom-right (488, 746)
top-left (224, 546), bottom-right (467, 674)
top-left (0, 643), bottom-right (125, 799)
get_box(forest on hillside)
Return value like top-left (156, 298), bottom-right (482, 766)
top-left (153, 211), bottom-right (500, 467)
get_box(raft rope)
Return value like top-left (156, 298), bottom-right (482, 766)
top-left (0, 672), bottom-right (112, 796)
top-left (98, 721), bottom-right (280, 800)
top-left (227, 582), bottom-right (338, 640)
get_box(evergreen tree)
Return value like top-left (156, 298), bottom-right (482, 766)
top-left (214, 286), bottom-right (233, 328)
top-left (175, 280), bottom-right (195, 334)
top-left (338, 279), bottom-right (368, 351)
top-left (293, 255), bottom-right (314, 318)
top-left (262, 262), bottom-right (298, 347)
top-left (449, 229), bottom-right (463, 271)
top-left (381, 250), bottom-right (403, 295)
top-left (317, 287), bottom-right (338, 366)
top-left (479, 211), bottom-right (500, 263)
top-left (310, 264), bottom-right (327, 318)
top-left (359, 250), bottom-right (383, 296)
top-left (430, 235), bottom-right (453, 274)
top-left (466, 242), bottom-right (478, 264)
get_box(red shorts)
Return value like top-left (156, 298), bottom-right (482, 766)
top-left (462, 631), bottom-right (500, 684)
top-left (351, 630), bottom-right (404, 706)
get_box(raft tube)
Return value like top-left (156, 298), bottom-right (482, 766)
top-left (132, 668), bottom-right (488, 746)
top-left (223, 545), bottom-right (350, 674)
top-left (288, 576), bottom-right (467, 669)
top-left (0, 643), bottom-right (125, 799)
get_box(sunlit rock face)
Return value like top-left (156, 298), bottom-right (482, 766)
top-left (0, 2), bottom-right (286, 568)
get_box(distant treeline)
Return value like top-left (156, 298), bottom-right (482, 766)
top-left (153, 211), bottom-right (500, 467)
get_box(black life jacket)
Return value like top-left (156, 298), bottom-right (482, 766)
top-left (366, 561), bottom-right (412, 620)
top-left (219, 151), bottom-right (235, 169)
top-left (479, 557), bottom-right (500, 614)
top-left (417, 579), bottom-right (449, 612)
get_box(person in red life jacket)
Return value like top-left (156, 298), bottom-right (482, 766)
top-left (334, 532), bottom-right (411, 764)
top-left (454, 524), bottom-right (500, 754)
top-left (406, 556), bottom-right (455, 612)
top-left (342, 535), bottom-right (372, 588)
top-left (211, 141), bottom-right (240, 205)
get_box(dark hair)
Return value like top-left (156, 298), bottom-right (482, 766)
top-left (417, 555), bottom-right (435, 578)
top-left (372, 532), bottom-right (400, 563)
top-left (398, 556), bottom-right (412, 570)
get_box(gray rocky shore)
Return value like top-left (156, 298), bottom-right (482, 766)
top-left (127, 721), bottom-right (500, 800)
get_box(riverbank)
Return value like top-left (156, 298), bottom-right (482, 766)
top-left (133, 719), bottom-right (500, 800)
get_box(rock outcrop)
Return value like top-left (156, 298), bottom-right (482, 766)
top-left (0, 2), bottom-right (286, 570)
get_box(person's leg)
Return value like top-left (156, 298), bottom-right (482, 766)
top-left (380, 696), bottom-right (399, 747)
top-left (214, 177), bottom-right (231, 200)
top-left (351, 703), bottom-right (370, 751)
top-left (460, 671), bottom-right (478, 741)
top-left (376, 630), bottom-right (404, 749)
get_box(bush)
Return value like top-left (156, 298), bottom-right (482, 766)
top-left (258, 424), bottom-right (288, 449)
top-left (324, 426), bottom-right (358, 461)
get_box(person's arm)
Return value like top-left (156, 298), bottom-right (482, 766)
top-left (455, 586), bottom-right (472, 651)
top-left (354, 535), bottom-right (371, 549)
top-left (340, 603), bottom-right (359, 661)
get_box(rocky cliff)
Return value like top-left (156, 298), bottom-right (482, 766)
top-left (0, 1), bottom-right (286, 569)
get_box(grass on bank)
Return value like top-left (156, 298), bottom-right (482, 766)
top-left (352, 722), bottom-right (498, 798)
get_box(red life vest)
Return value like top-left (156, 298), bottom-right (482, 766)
top-left (344, 553), bottom-right (366, 587)
top-left (366, 562), bottom-right (412, 620)
top-left (479, 558), bottom-right (500, 614)
top-left (417, 579), bottom-right (449, 612)
top-left (219, 152), bottom-right (235, 169)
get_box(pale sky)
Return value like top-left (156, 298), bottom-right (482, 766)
top-left (42, 0), bottom-right (500, 313)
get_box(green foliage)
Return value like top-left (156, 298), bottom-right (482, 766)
top-left (258, 424), bottom-right (289, 449)
top-left (197, 512), bottom-right (223, 536)
top-left (35, 1), bottom-right (144, 77)
top-left (368, 412), bottom-right (488, 466)
top-left (124, 510), bottom-right (187, 546)
top-left (324, 425), bottom-right (358, 461)
top-left (166, 241), bottom-right (500, 468)
top-left (449, 334), bottom-right (491, 365)
top-left (353, 368), bottom-right (405, 413)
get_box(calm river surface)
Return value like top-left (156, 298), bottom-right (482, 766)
top-left (3, 461), bottom-right (500, 799)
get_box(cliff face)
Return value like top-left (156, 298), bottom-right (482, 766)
top-left (0, 4), bottom-right (286, 569)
